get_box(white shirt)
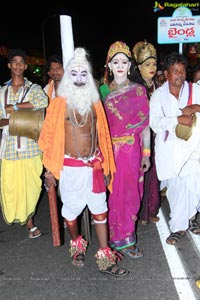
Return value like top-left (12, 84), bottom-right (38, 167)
top-left (150, 81), bottom-right (200, 180)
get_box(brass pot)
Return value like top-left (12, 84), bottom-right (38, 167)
top-left (175, 114), bottom-right (196, 141)
top-left (9, 108), bottom-right (45, 141)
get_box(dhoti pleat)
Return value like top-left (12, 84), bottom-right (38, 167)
top-left (0, 155), bottom-right (42, 225)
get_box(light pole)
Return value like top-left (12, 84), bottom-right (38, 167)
top-left (42, 15), bottom-right (56, 65)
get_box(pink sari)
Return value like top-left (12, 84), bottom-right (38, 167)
top-left (103, 82), bottom-right (149, 249)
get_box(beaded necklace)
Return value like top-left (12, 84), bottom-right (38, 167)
top-left (147, 81), bottom-right (156, 97)
top-left (68, 108), bottom-right (89, 127)
top-left (69, 107), bottom-right (97, 160)
top-left (110, 79), bottom-right (130, 91)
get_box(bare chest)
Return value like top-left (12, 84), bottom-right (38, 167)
top-left (64, 107), bottom-right (98, 159)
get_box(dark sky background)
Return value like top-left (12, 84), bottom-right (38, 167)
top-left (0, 0), bottom-right (199, 81)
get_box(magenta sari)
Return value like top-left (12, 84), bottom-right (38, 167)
top-left (103, 82), bottom-right (149, 250)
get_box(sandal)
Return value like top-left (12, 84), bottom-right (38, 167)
top-left (99, 264), bottom-right (128, 277)
top-left (188, 219), bottom-right (200, 234)
top-left (120, 246), bottom-right (143, 259)
top-left (166, 231), bottom-right (185, 245)
top-left (72, 253), bottom-right (85, 268)
top-left (28, 226), bottom-right (42, 239)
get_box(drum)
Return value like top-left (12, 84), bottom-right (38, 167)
top-left (175, 114), bottom-right (196, 141)
top-left (9, 108), bottom-right (45, 141)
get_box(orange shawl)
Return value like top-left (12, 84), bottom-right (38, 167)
top-left (38, 97), bottom-right (116, 192)
top-left (46, 80), bottom-right (54, 104)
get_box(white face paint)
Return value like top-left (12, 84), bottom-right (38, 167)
top-left (69, 66), bottom-right (88, 86)
top-left (108, 53), bottom-right (131, 84)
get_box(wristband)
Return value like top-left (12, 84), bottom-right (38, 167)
top-left (13, 104), bottom-right (19, 111)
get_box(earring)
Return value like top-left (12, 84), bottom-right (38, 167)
top-left (128, 70), bottom-right (130, 75)
top-left (109, 69), bottom-right (112, 76)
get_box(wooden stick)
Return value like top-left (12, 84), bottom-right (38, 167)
top-left (47, 185), bottom-right (61, 247)
top-left (83, 207), bottom-right (91, 243)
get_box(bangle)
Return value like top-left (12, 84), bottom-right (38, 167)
top-left (13, 104), bottom-right (19, 111)
top-left (143, 148), bottom-right (151, 157)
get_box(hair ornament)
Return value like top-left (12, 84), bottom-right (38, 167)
top-left (106, 41), bottom-right (131, 64)
top-left (132, 40), bottom-right (157, 64)
top-left (103, 41), bottom-right (131, 84)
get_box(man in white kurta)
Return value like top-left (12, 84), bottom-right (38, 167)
top-left (150, 55), bottom-right (200, 244)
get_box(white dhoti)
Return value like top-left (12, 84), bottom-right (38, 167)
top-left (165, 170), bottom-right (200, 232)
top-left (59, 163), bottom-right (107, 221)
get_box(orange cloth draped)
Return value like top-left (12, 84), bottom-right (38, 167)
top-left (38, 97), bottom-right (116, 192)
top-left (46, 80), bottom-right (54, 104)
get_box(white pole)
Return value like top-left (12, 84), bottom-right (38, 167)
top-left (59, 15), bottom-right (74, 71)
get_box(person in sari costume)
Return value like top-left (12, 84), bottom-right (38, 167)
top-left (132, 40), bottom-right (161, 225)
top-left (99, 41), bottom-right (150, 258)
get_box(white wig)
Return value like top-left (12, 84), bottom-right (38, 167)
top-left (57, 47), bottom-right (99, 104)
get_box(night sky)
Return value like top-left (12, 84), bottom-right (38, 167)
top-left (0, 1), bottom-right (156, 68)
top-left (0, 1), bottom-right (199, 80)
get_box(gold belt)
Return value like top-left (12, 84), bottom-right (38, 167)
top-left (112, 135), bottom-right (134, 145)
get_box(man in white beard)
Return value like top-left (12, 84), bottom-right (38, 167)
top-left (38, 47), bottom-right (128, 277)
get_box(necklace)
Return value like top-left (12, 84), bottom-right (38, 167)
top-left (146, 81), bottom-right (156, 97)
top-left (68, 108), bottom-right (89, 127)
top-left (145, 80), bottom-right (153, 88)
top-left (70, 108), bottom-right (97, 160)
top-left (110, 79), bottom-right (130, 91)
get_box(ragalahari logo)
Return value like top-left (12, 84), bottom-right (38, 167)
top-left (154, 1), bottom-right (164, 12)
top-left (153, 2), bottom-right (199, 13)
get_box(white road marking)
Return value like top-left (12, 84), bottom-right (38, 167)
top-left (156, 208), bottom-right (196, 300)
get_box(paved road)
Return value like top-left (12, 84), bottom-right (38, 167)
top-left (0, 190), bottom-right (200, 300)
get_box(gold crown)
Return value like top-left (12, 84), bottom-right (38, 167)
top-left (132, 40), bottom-right (157, 64)
top-left (106, 41), bottom-right (131, 63)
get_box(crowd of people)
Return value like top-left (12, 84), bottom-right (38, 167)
top-left (0, 40), bottom-right (200, 279)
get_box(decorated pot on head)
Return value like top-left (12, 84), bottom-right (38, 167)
top-left (132, 40), bottom-right (157, 65)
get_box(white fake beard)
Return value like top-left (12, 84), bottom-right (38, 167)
top-left (57, 73), bottom-right (99, 116)
top-left (67, 83), bottom-right (93, 115)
